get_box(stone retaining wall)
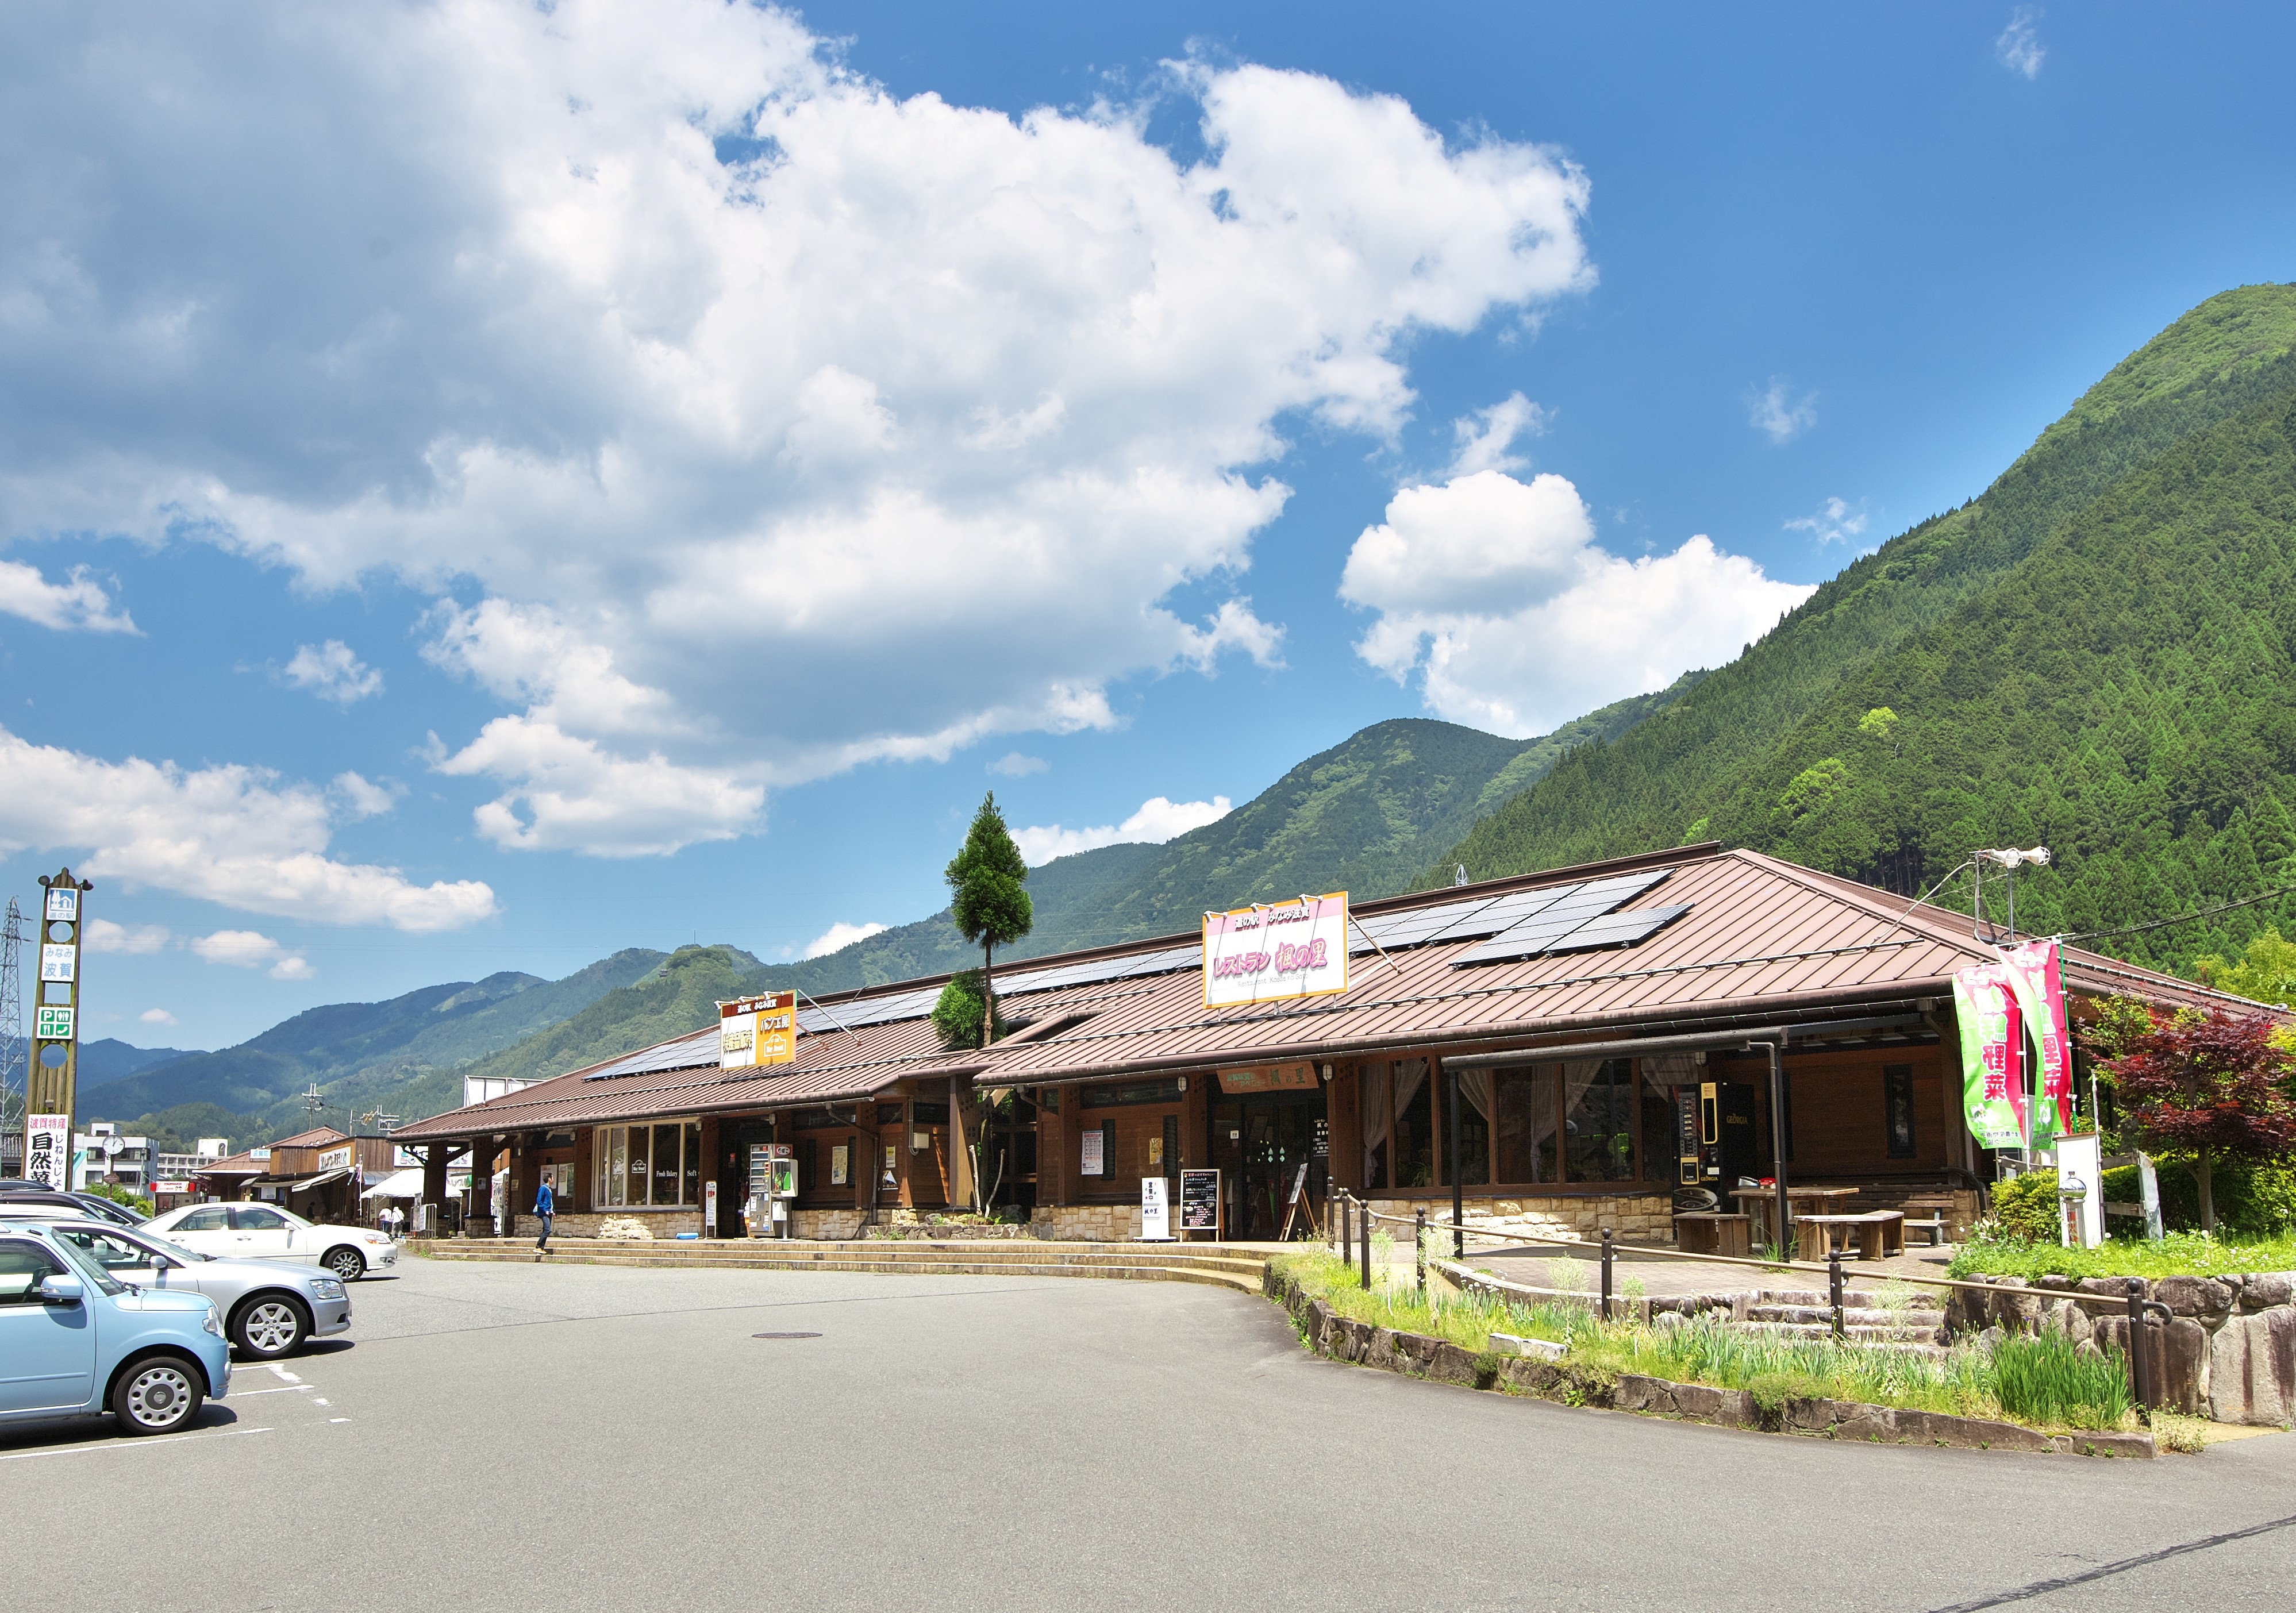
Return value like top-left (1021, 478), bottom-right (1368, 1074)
top-left (1950, 1272), bottom-right (2295, 1426)
top-left (1032, 1204), bottom-right (1143, 1241)
top-left (530, 1210), bottom-right (704, 1239)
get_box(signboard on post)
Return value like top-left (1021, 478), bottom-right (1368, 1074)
top-left (1179, 1168), bottom-right (1220, 1239)
top-left (718, 992), bottom-right (798, 1070)
top-left (25, 1115), bottom-right (70, 1191)
top-left (1202, 892), bottom-right (1349, 1009)
top-left (34, 1004), bottom-right (75, 1042)
top-left (30, 869), bottom-right (92, 1126)
top-left (1140, 1175), bottom-right (1172, 1241)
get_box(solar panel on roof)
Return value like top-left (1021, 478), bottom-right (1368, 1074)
top-left (1452, 904), bottom-right (1690, 965)
top-left (1423, 884), bottom-right (1574, 944)
top-left (582, 1026), bottom-right (718, 1080)
top-left (1347, 896), bottom-right (1496, 954)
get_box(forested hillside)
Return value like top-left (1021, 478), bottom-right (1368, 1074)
top-left (1438, 284), bottom-right (2296, 971)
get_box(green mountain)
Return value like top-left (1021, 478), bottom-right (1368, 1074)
top-left (81, 948), bottom-right (670, 1141)
top-left (749, 685), bottom-right (1698, 994)
top-left (1437, 283), bottom-right (2296, 971)
top-left (443, 945), bottom-right (763, 1095)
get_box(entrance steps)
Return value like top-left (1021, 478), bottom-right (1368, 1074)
top-left (1741, 1288), bottom-right (1948, 1346)
top-left (410, 1236), bottom-right (1272, 1293)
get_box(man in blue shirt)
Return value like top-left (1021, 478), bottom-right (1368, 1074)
top-left (534, 1175), bottom-right (555, 1252)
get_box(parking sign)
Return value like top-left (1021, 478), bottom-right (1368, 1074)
top-left (34, 1004), bottom-right (74, 1041)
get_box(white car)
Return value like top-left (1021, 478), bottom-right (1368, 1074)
top-left (144, 1203), bottom-right (398, 1283)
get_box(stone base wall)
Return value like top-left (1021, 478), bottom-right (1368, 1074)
top-left (1952, 1271), bottom-right (2296, 1425)
top-left (789, 1208), bottom-right (871, 1240)
top-left (537, 1210), bottom-right (704, 1239)
top-left (1361, 1193), bottom-right (1674, 1245)
top-left (1032, 1204), bottom-right (1143, 1242)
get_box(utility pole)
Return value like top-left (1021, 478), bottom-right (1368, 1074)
top-left (0, 899), bottom-right (23, 1152)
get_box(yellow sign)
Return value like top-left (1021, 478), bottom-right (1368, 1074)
top-left (719, 992), bottom-right (799, 1070)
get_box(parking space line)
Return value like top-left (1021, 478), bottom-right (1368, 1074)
top-left (234, 1385), bottom-right (314, 1397)
top-left (1, 1426), bottom-right (272, 1462)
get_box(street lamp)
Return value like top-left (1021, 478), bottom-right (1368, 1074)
top-left (1975, 846), bottom-right (2050, 942)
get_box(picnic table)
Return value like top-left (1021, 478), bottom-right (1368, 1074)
top-left (1729, 1185), bottom-right (1859, 1250)
top-left (1793, 1210), bottom-right (1906, 1262)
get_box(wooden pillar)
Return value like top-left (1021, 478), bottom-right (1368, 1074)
top-left (1039, 1086), bottom-right (1070, 1207)
top-left (1327, 1062), bottom-right (1362, 1194)
top-left (697, 1116), bottom-right (719, 1233)
top-left (949, 1074), bottom-right (977, 1214)
top-left (467, 1135), bottom-right (497, 1235)
top-left (573, 1127), bottom-right (595, 1214)
top-left (420, 1143), bottom-right (449, 1233)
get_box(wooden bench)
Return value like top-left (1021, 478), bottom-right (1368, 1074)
top-left (1795, 1210), bottom-right (1904, 1262)
top-left (1898, 1194), bottom-right (1955, 1246)
top-left (1673, 1211), bottom-right (1751, 1257)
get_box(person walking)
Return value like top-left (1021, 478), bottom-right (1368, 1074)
top-left (534, 1173), bottom-right (555, 1253)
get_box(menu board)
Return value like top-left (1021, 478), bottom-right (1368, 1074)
top-left (1179, 1168), bottom-right (1221, 1234)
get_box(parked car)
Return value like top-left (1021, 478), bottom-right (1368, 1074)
top-left (0, 1220), bottom-right (230, 1436)
top-left (41, 1219), bottom-right (351, 1360)
top-left (0, 1191), bottom-right (151, 1229)
top-left (143, 1202), bottom-right (398, 1282)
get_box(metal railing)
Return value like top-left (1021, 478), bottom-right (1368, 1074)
top-left (1321, 1189), bottom-right (2174, 1411)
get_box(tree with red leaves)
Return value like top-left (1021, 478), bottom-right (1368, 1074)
top-left (2101, 1007), bottom-right (2296, 1234)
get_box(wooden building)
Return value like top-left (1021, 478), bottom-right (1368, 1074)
top-left (391, 845), bottom-right (2245, 1245)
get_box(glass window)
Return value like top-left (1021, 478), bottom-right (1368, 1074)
top-left (1393, 1061), bottom-right (1433, 1189)
top-left (52, 1227), bottom-right (148, 1271)
top-left (682, 1124), bottom-right (701, 1207)
top-left (1563, 1060), bottom-right (1636, 1183)
top-left (652, 1124), bottom-right (680, 1206)
top-left (625, 1126), bottom-right (649, 1207)
top-left (0, 1239), bottom-right (63, 1305)
top-left (1640, 1069), bottom-right (1676, 1182)
top-left (175, 1206), bottom-right (229, 1233)
top-left (233, 1206), bottom-right (288, 1230)
top-left (606, 1129), bottom-right (628, 1208)
top-left (1494, 1067), bottom-right (1558, 1184)
top-left (1447, 1073), bottom-right (1491, 1186)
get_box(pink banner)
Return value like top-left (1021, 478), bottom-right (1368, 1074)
top-left (2001, 939), bottom-right (2073, 1142)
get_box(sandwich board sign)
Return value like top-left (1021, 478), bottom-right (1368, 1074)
top-left (1140, 1175), bottom-right (1172, 1241)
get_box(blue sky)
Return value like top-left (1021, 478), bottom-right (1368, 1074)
top-left (4, 1), bottom-right (2293, 1052)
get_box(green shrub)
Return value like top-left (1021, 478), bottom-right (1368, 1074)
top-left (1990, 1331), bottom-right (2133, 1430)
top-left (2101, 1156), bottom-right (2296, 1236)
top-left (1992, 1169), bottom-right (2062, 1242)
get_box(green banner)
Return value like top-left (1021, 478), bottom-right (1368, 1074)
top-left (1953, 963), bottom-right (2027, 1149)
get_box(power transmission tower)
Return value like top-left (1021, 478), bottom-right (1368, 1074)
top-left (0, 899), bottom-right (24, 1145)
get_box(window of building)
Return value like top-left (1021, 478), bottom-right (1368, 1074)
top-left (595, 1122), bottom-right (702, 1207)
top-left (1884, 1064), bottom-right (1917, 1158)
top-left (1563, 1060), bottom-right (1636, 1182)
top-left (1494, 1067), bottom-right (1558, 1184)
top-left (1393, 1061), bottom-right (1433, 1189)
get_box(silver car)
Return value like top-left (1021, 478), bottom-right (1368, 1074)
top-left (25, 1218), bottom-right (352, 1360)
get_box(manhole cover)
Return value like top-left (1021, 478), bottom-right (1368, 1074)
top-left (752, 1331), bottom-right (822, 1339)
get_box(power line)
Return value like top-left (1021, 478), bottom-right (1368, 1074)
top-left (2062, 882), bottom-right (2296, 946)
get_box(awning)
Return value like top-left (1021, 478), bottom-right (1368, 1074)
top-left (361, 1167), bottom-right (467, 1199)
top-left (285, 1167), bottom-right (352, 1194)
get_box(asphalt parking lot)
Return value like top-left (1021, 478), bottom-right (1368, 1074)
top-left (5, 1253), bottom-right (2293, 1612)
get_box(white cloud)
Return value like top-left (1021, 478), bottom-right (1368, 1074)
top-left (331, 771), bottom-right (400, 819)
top-left (1997, 8), bottom-right (2046, 78)
top-left (1014, 794), bottom-right (1233, 865)
top-left (805, 920), bottom-right (890, 959)
top-left (190, 929), bottom-right (314, 979)
top-left (1784, 496), bottom-right (1870, 546)
top-left (0, 560), bottom-right (136, 633)
top-left (1748, 378), bottom-right (1817, 444)
top-left (282, 640), bottom-right (383, 705)
top-left (1447, 392), bottom-right (1548, 477)
top-left (1340, 470), bottom-right (1816, 737)
top-left (85, 918), bottom-right (171, 954)
top-left (987, 753), bottom-right (1048, 777)
top-left (0, 725), bottom-right (497, 930)
top-left (139, 1007), bottom-right (178, 1027)
top-left (0, 3), bottom-right (1594, 856)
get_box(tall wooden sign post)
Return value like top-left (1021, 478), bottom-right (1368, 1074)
top-left (28, 868), bottom-right (93, 1125)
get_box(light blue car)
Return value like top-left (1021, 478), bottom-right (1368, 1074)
top-left (0, 1219), bottom-right (231, 1437)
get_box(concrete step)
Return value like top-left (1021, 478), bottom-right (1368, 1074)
top-left (1748, 1305), bottom-right (1947, 1328)
top-left (1742, 1321), bottom-right (1947, 1346)
top-left (409, 1238), bottom-right (1269, 1292)
top-left (1754, 1289), bottom-right (1941, 1311)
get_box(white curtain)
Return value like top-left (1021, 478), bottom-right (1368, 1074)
top-left (1642, 1053), bottom-right (1701, 1087)
top-left (1393, 1058), bottom-right (1428, 1118)
top-left (1459, 1068), bottom-right (1494, 1124)
top-left (1360, 1061), bottom-right (1391, 1188)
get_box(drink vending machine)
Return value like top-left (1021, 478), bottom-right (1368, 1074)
top-left (747, 1142), bottom-right (798, 1238)
top-left (1675, 1081), bottom-right (1759, 1199)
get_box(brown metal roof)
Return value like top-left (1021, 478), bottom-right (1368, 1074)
top-left (394, 845), bottom-right (2251, 1141)
top-left (270, 1126), bottom-right (350, 1150)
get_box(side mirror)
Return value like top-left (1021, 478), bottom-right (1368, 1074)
top-left (39, 1272), bottom-right (86, 1306)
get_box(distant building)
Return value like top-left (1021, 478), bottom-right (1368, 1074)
top-left (72, 1122), bottom-right (154, 1194)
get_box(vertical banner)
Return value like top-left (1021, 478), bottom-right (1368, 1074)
top-left (1202, 892), bottom-right (1350, 1009)
top-left (25, 1114), bottom-right (71, 1191)
top-left (2001, 939), bottom-right (2074, 1143)
top-left (1140, 1175), bottom-right (1172, 1241)
top-left (1952, 963), bottom-right (2028, 1149)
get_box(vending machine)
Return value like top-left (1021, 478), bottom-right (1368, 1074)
top-left (747, 1142), bottom-right (798, 1238)
top-left (1675, 1081), bottom-right (1759, 1196)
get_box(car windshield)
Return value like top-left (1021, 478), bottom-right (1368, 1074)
top-left (46, 1231), bottom-right (129, 1296)
top-left (129, 1229), bottom-right (211, 1263)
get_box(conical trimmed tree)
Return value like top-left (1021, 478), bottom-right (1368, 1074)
top-left (939, 793), bottom-right (1033, 1213)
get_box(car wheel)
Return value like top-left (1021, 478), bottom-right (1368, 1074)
top-left (232, 1296), bottom-right (310, 1358)
top-left (111, 1355), bottom-right (205, 1436)
top-left (323, 1246), bottom-right (366, 1282)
